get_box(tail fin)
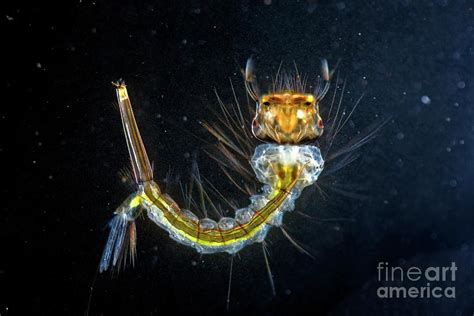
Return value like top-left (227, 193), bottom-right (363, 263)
top-left (100, 193), bottom-right (141, 273)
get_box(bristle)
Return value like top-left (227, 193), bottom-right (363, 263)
top-left (118, 167), bottom-right (137, 190)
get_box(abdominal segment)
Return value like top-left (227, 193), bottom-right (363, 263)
top-left (140, 144), bottom-right (324, 254)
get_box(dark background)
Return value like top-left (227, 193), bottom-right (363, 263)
top-left (4, 0), bottom-right (474, 315)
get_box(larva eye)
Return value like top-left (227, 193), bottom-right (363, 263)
top-left (304, 101), bottom-right (312, 106)
top-left (262, 101), bottom-right (270, 106)
top-left (318, 118), bottom-right (324, 128)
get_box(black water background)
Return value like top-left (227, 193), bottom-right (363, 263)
top-left (4, 0), bottom-right (474, 315)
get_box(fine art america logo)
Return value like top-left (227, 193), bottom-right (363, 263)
top-left (376, 262), bottom-right (457, 299)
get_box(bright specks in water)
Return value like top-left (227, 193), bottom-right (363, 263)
top-left (336, 2), bottom-right (346, 10)
top-left (396, 158), bottom-right (404, 168)
top-left (421, 95), bottom-right (431, 105)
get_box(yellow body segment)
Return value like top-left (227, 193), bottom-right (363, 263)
top-left (138, 176), bottom-right (297, 248)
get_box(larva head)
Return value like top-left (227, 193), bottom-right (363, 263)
top-left (251, 92), bottom-right (324, 144)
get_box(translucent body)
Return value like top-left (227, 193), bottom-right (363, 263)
top-left (100, 82), bottom-right (325, 272)
top-left (143, 144), bottom-right (324, 255)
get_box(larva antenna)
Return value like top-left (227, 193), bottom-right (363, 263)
top-left (315, 59), bottom-right (331, 101)
top-left (316, 58), bottom-right (341, 101)
top-left (244, 57), bottom-right (261, 101)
